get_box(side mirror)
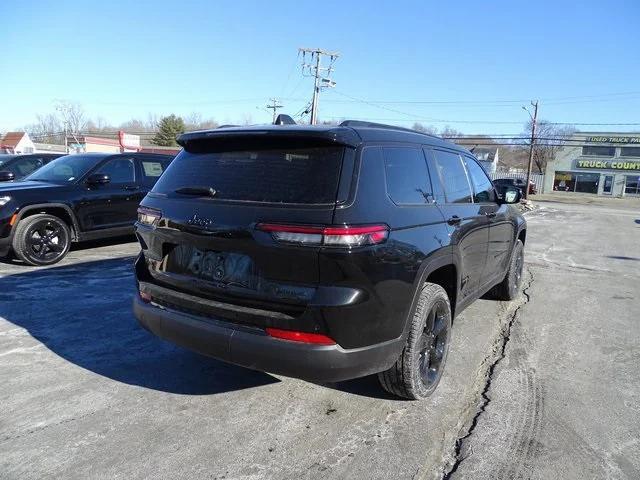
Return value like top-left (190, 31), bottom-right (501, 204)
top-left (86, 173), bottom-right (110, 185)
top-left (0, 171), bottom-right (15, 182)
top-left (500, 186), bottom-right (522, 204)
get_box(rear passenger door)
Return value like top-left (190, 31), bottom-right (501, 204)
top-left (77, 156), bottom-right (138, 230)
top-left (426, 149), bottom-right (490, 300)
top-left (463, 156), bottom-right (514, 281)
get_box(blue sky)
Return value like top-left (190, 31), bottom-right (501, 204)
top-left (1, 0), bottom-right (639, 134)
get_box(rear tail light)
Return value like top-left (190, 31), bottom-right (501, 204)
top-left (137, 207), bottom-right (161, 226)
top-left (266, 327), bottom-right (336, 345)
top-left (256, 223), bottom-right (388, 247)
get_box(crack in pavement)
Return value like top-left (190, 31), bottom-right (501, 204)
top-left (440, 269), bottom-right (535, 480)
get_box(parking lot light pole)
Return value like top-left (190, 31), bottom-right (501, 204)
top-left (523, 100), bottom-right (539, 200)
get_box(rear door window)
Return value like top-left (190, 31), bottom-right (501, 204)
top-left (463, 156), bottom-right (496, 203)
top-left (383, 147), bottom-right (432, 205)
top-left (153, 146), bottom-right (345, 204)
top-left (8, 156), bottom-right (45, 176)
top-left (139, 158), bottom-right (171, 188)
top-left (432, 150), bottom-right (473, 203)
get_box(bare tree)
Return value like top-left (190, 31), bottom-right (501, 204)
top-left (146, 113), bottom-right (160, 131)
top-left (184, 112), bottom-right (202, 131)
top-left (55, 100), bottom-right (87, 137)
top-left (439, 126), bottom-right (464, 138)
top-left (520, 120), bottom-right (576, 174)
top-left (184, 112), bottom-right (219, 131)
top-left (411, 122), bottom-right (438, 134)
top-left (197, 118), bottom-right (219, 130)
top-left (23, 114), bottom-right (64, 144)
top-left (119, 119), bottom-right (149, 132)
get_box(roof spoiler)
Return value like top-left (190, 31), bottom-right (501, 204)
top-left (274, 114), bottom-right (296, 125)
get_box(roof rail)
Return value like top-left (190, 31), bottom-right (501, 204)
top-left (339, 120), bottom-right (438, 138)
top-left (217, 124), bottom-right (240, 129)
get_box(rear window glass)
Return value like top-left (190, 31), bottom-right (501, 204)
top-left (383, 147), bottom-right (432, 205)
top-left (153, 147), bottom-right (344, 204)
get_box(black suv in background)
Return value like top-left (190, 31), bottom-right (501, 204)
top-left (0, 152), bottom-right (174, 265)
top-left (0, 153), bottom-right (64, 182)
top-left (494, 177), bottom-right (537, 195)
top-left (133, 120), bottom-right (526, 400)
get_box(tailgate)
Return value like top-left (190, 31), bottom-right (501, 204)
top-left (136, 141), bottom-right (350, 312)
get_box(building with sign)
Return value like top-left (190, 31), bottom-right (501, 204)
top-left (544, 133), bottom-right (640, 196)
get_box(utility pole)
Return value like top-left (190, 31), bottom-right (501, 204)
top-left (524, 100), bottom-right (539, 200)
top-left (266, 98), bottom-right (284, 123)
top-left (63, 121), bottom-right (68, 153)
top-left (298, 48), bottom-right (339, 125)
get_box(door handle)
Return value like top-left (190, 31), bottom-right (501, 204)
top-left (124, 185), bottom-right (139, 191)
top-left (485, 212), bottom-right (497, 218)
top-left (447, 215), bottom-right (461, 226)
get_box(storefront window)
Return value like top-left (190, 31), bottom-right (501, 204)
top-left (582, 146), bottom-right (615, 157)
top-left (624, 175), bottom-right (640, 195)
top-left (554, 171), bottom-right (599, 193)
top-left (575, 173), bottom-right (599, 193)
top-left (554, 171), bottom-right (575, 191)
top-left (620, 147), bottom-right (640, 157)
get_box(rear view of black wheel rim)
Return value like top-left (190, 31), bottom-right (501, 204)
top-left (24, 219), bottom-right (69, 264)
top-left (418, 301), bottom-right (449, 388)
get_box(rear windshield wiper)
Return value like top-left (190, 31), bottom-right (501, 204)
top-left (174, 186), bottom-right (217, 197)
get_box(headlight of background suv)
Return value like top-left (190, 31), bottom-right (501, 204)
top-left (0, 196), bottom-right (11, 208)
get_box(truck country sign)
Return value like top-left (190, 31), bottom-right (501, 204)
top-left (576, 160), bottom-right (640, 170)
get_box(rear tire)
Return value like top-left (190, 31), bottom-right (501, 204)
top-left (492, 239), bottom-right (524, 301)
top-left (378, 282), bottom-right (452, 400)
top-left (11, 214), bottom-right (71, 266)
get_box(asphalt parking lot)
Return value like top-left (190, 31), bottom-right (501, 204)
top-left (1, 200), bottom-right (639, 479)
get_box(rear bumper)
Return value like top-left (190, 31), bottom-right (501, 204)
top-left (133, 295), bottom-right (403, 383)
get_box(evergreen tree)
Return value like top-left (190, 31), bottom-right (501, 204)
top-left (151, 114), bottom-right (185, 146)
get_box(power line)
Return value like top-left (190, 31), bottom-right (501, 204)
top-left (320, 113), bottom-right (640, 126)
top-left (319, 90), bottom-right (640, 106)
top-left (279, 51), bottom-right (301, 98)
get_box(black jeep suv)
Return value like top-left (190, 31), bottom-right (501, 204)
top-left (0, 152), bottom-right (174, 266)
top-left (0, 153), bottom-right (64, 182)
top-left (133, 121), bottom-right (526, 399)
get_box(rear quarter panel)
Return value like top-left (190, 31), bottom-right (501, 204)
top-left (322, 145), bottom-right (452, 348)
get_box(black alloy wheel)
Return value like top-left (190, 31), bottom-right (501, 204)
top-left (418, 301), bottom-right (450, 388)
top-left (378, 282), bottom-right (452, 400)
top-left (12, 214), bottom-right (71, 266)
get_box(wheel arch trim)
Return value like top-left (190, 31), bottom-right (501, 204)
top-left (400, 248), bottom-right (459, 340)
top-left (11, 203), bottom-right (80, 241)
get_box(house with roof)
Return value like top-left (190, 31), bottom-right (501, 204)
top-left (473, 147), bottom-right (499, 174)
top-left (0, 132), bottom-right (36, 154)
